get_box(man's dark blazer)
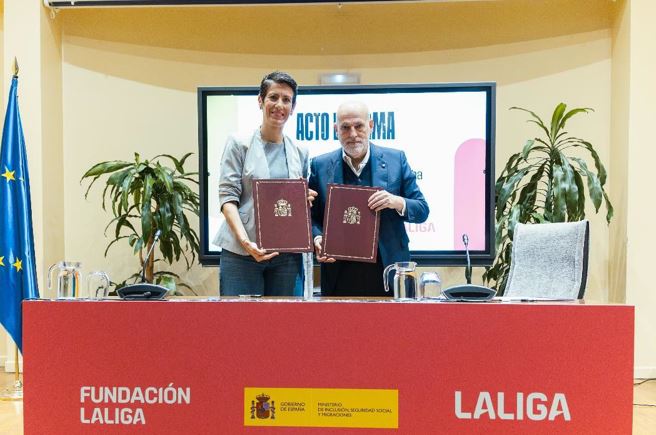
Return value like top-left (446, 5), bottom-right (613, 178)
top-left (309, 144), bottom-right (430, 293)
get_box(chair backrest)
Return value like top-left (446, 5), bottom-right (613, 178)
top-left (504, 220), bottom-right (590, 299)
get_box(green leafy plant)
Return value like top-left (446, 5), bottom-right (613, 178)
top-left (483, 103), bottom-right (613, 294)
top-left (81, 153), bottom-right (200, 291)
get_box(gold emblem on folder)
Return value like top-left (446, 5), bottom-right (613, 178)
top-left (343, 206), bottom-right (361, 225)
top-left (274, 199), bottom-right (292, 217)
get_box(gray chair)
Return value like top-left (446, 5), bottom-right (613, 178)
top-left (504, 221), bottom-right (589, 299)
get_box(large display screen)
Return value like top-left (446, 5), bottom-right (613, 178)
top-left (198, 83), bottom-right (495, 266)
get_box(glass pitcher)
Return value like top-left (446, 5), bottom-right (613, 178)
top-left (383, 261), bottom-right (418, 300)
top-left (48, 261), bottom-right (82, 299)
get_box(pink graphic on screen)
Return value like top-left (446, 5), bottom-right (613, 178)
top-left (454, 139), bottom-right (486, 250)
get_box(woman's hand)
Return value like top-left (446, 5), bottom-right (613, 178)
top-left (222, 202), bottom-right (278, 262)
top-left (241, 239), bottom-right (279, 262)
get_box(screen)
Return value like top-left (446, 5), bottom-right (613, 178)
top-left (198, 83), bottom-right (495, 266)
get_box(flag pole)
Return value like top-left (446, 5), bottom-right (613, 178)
top-left (0, 58), bottom-right (25, 401)
top-left (14, 346), bottom-right (19, 383)
top-left (0, 345), bottom-right (23, 401)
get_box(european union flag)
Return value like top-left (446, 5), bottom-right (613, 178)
top-left (0, 75), bottom-right (39, 353)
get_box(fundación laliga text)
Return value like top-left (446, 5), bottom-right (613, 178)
top-left (79, 384), bottom-right (192, 425)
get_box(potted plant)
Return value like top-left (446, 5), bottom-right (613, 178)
top-left (81, 152), bottom-right (200, 292)
top-left (484, 103), bottom-right (613, 294)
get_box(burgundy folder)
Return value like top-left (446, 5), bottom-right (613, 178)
top-left (252, 179), bottom-right (312, 253)
top-left (322, 183), bottom-right (381, 263)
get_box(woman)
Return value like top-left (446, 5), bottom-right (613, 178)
top-left (214, 71), bottom-right (315, 296)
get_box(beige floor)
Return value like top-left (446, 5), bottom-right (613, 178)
top-left (634, 378), bottom-right (656, 434)
top-left (0, 371), bottom-right (22, 435)
top-left (0, 372), bottom-right (654, 434)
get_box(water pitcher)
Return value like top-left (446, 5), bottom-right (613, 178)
top-left (383, 261), bottom-right (418, 299)
top-left (48, 261), bottom-right (82, 299)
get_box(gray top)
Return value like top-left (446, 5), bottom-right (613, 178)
top-left (264, 142), bottom-right (289, 179)
top-left (214, 128), bottom-right (309, 256)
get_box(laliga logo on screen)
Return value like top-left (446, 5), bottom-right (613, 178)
top-left (405, 222), bottom-right (436, 233)
top-left (250, 393), bottom-right (276, 420)
top-left (454, 391), bottom-right (571, 421)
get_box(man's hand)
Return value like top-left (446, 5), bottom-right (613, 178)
top-left (368, 190), bottom-right (404, 213)
top-left (314, 236), bottom-right (336, 263)
top-left (307, 188), bottom-right (318, 207)
top-left (241, 239), bottom-right (279, 262)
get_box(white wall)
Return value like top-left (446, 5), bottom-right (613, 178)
top-left (623, 0), bottom-right (656, 378)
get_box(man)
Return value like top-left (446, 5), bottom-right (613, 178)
top-left (309, 101), bottom-right (429, 297)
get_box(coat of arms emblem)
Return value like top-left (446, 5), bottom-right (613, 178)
top-left (250, 393), bottom-right (276, 419)
top-left (273, 199), bottom-right (292, 217)
top-left (343, 206), bottom-right (361, 225)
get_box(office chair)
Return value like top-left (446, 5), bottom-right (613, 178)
top-left (504, 220), bottom-right (590, 299)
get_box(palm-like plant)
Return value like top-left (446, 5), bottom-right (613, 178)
top-left (81, 153), bottom-right (200, 287)
top-left (484, 103), bottom-right (613, 293)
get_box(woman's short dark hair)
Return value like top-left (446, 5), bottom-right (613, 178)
top-left (259, 71), bottom-right (298, 107)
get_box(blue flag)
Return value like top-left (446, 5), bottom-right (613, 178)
top-left (0, 76), bottom-right (39, 353)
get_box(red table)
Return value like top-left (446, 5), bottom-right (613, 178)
top-left (23, 299), bottom-right (634, 434)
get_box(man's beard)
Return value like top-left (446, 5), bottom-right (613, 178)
top-left (344, 140), bottom-right (367, 159)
